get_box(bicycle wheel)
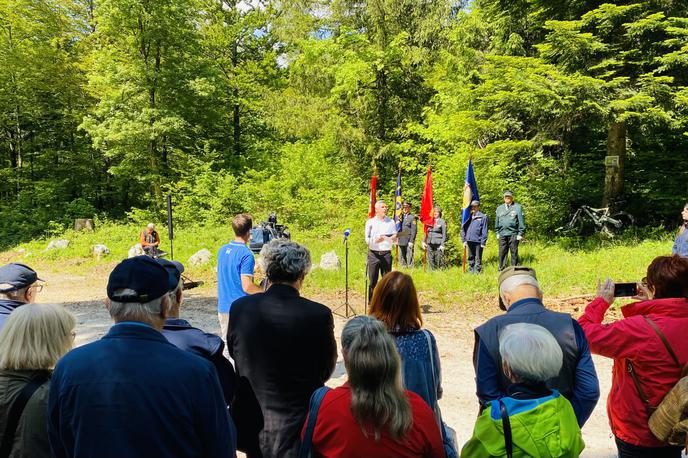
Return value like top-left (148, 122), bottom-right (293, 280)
top-left (603, 212), bottom-right (635, 236)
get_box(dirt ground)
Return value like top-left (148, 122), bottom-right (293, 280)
top-left (38, 267), bottom-right (617, 458)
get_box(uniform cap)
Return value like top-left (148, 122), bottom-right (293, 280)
top-left (156, 259), bottom-right (185, 292)
top-left (470, 200), bottom-right (480, 207)
top-left (0, 263), bottom-right (42, 293)
top-left (498, 266), bottom-right (537, 310)
top-left (503, 191), bottom-right (514, 197)
top-left (498, 266), bottom-right (537, 288)
top-left (107, 256), bottom-right (169, 302)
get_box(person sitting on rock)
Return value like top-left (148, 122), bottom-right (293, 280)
top-left (140, 223), bottom-right (166, 258)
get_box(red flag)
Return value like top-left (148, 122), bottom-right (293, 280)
top-left (368, 175), bottom-right (377, 218)
top-left (419, 167), bottom-right (434, 234)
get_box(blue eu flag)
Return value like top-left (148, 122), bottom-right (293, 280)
top-left (461, 159), bottom-right (480, 226)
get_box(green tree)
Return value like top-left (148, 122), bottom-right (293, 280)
top-left (80, 0), bottom-right (202, 205)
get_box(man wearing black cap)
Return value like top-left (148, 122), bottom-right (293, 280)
top-left (0, 263), bottom-right (42, 331)
top-left (461, 200), bottom-right (488, 274)
top-left (158, 259), bottom-right (236, 405)
top-left (472, 266), bottom-right (599, 428)
top-left (495, 190), bottom-right (526, 271)
top-left (48, 256), bottom-right (236, 458)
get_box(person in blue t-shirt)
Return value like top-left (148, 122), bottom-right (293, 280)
top-left (217, 213), bottom-right (262, 358)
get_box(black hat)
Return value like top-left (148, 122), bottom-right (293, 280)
top-left (0, 263), bottom-right (42, 293)
top-left (156, 259), bottom-right (185, 292)
top-left (107, 256), bottom-right (170, 303)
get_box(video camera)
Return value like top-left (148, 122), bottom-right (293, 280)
top-left (249, 212), bottom-right (291, 253)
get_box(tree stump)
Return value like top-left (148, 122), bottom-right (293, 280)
top-left (74, 219), bottom-right (94, 232)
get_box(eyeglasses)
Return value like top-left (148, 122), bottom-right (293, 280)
top-left (30, 284), bottom-right (43, 293)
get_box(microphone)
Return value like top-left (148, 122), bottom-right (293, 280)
top-left (343, 228), bottom-right (351, 244)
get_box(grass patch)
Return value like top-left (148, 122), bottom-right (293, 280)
top-left (3, 222), bottom-right (676, 308)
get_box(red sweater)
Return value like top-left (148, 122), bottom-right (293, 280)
top-left (579, 296), bottom-right (688, 446)
top-left (304, 384), bottom-right (445, 458)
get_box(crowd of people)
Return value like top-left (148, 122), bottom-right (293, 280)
top-left (1, 209), bottom-right (688, 458)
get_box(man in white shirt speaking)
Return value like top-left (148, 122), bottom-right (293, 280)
top-left (364, 200), bottom-right (397, 300)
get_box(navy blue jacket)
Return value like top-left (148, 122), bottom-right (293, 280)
top-left (48, 322), bottom-right (236, 458)
top-left (0, 299), bottom-right (25, 333)
top-left (672, 228), bottom-right (688, 257)
top-left (162, 318), bottom-right (236, 404)
top-left (473, 298), bottom-right (600, 427)
top-left (461, 211), bottom-right (489, 245)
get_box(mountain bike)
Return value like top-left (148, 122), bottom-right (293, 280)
top-left (558, 205), bottom-right (634, 237)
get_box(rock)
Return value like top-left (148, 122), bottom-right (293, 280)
top-left (74, 218), bottom-right (94, 231)
top-left (47, 239), bottom-right (69, 250)
top-left (189, 249), bottom-right (212, 266)
top-left (319, 251), bottom-right (341, 271)
top-left (128, 244), bottom-right (144, 258)
top-left (93, 244), bottom-right (110, 258)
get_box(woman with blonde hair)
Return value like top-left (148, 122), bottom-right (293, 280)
top-left (301, 316), bottom-right (444, 457)
top-left (0, 303), bottom-right (76, 458)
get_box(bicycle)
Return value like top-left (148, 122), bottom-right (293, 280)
top-left (557, 205), bottom-right (635, 237)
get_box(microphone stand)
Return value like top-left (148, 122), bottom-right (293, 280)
top-left (333, 232), bottom-right (356, 319)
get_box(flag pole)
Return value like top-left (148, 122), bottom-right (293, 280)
top-left (423, 230), bottom-right (427, 272)
top-left (462, 153), bottom-right (473, 274)
top-left (394, 164), bottom-right (400, 269)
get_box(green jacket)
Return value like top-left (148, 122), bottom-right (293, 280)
top-left (495, 203), bottom-right (525, 237)
top-left (461, 391), bottom-right (584, 458)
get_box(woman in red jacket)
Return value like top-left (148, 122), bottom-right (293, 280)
top-left (302, 316), bottom-right (445, 458)
top-left (579, 255), bottom-right (688, 458)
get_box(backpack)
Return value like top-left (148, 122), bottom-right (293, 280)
top-left (626, 315), bottom-right (688, 448)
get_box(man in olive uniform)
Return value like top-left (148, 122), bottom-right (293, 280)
top-left (495, 191), bottom-right (525, 271)
top-left (397, 202), bottom-right (417, 268)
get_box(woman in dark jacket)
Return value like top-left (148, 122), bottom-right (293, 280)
top-left (229, 239), bottom-right (337, 458)
top-left (0, 303), bottom-right (75, 458)
top-left (579, 255), bottom-right (688, 457)
top-left (424, 207), bottom-right (447, 270)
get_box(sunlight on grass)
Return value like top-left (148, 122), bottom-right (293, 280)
top-left (7, 222), bottom-right (675, 308)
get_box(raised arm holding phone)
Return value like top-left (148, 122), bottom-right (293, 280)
top-left (578, 255), bottom-right (688, 456)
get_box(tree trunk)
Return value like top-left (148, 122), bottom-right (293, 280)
top-left (603, 121), bottom-right (626, 207)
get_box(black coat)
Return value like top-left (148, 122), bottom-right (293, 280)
top-left (229, 284), bottom-right (337, 458)
top-left (397, 212), bottom-right (417, 246)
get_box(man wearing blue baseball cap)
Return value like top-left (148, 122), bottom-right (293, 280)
top-left (0, 263), bottom-right (43, 332)
top-left (158, 259), bottom-right (236, 405)
top-left (48, 256), bottom-right (237, 458)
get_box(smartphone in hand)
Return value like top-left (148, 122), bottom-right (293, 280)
top-left (614, 282), bottom-right (638, 297)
